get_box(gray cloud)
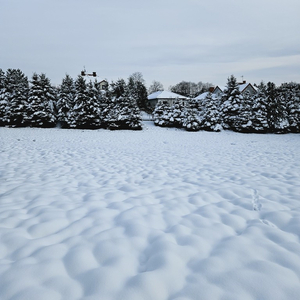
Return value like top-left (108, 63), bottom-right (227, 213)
top-left (1, 0), bottom-right (299, 87)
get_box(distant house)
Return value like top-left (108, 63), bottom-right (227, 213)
top-left (147, 91), bottom-right (188, 108)
top-left (99, 80), bottom-right (108, 90)
top-left (236, 81), bottom-right (257, 95)
top-left (195, 81), bottom-right (257, 99)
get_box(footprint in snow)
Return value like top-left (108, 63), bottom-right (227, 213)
top-left (260, 219), bottom-right (277, 228)
top-left (252, 189), bottom-right (262, 211)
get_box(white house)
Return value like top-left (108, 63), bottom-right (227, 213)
top-left (195, 81), bottom-right (257, 99)
top-left (147, 91), bottom-right (188, 108)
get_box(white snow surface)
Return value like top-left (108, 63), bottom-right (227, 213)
top-left (1, 123), bottom-right (300, 300)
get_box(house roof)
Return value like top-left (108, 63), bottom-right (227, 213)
top-left (211, 83), bottom-right (256, 94)
top-left (148, 90), bottom-right (187, 100)
top-left (195, 92), bottom-right (218, 100)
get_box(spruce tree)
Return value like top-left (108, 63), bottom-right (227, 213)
top-left (250, 82), bottom-right (269, 132)
top-left (266, 82), bottom-right (287, 132)
top-left (69, 76), bottom-right (101, 129)
top-left (107, 93), bottom-right (142, 130)
top-left (236, 91), bottom-right (253, 132)
top-left (0, 68), bottom-right (7, 126)
top-left (183, 102), bottom-right (201, 131)
top-left (69, 76), bottom-right (89, 128)
top-left (26, 73), bottom-right (56, 127)
top-left (127, 73), bottom-right (148, 111)
top-left (57, 74), bottom-right (75, 128)
top-left (153, 100), bottom-right (172, 127)
top-left (278, 82), bottom-right (300, 132)
top-left (169, 100), bottom-right (186, 128)
top-left (201, 92), bottom-right (222, 131)
top-left (5, 69), bottom-right (29, 127)
top-left (221, 75), bottom-right (243, 131)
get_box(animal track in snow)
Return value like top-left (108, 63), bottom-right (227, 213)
top-left (252, 189), bottom-right (262, 211)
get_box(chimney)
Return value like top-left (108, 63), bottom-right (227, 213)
top-left (209, 86), bottom-right (215, 93)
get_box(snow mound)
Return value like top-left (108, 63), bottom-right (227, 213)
top-left (0, 124), bottom-right (300, 300)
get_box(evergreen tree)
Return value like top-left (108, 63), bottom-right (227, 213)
top-left (201, 92), bottom-right (222, 131)
top-left (182, 102), bottom-right (201, 131)
top-left (221, 75), bottom-right (243, 131)
top-left (236, 91), bottom-right (253, 132)
top-left (107, 91), bottom-right (142, 130)
top-left (168, 100), bottom-right (186, 128)
top-left (250, 82), bottom-right (269, 132)
top-left (0, 68), bottom-right (7, 126)
top-left (278, 82), bottom-right (300, 132)
top-left (57, 74), bottom-right (75, 128)
top-left (127, 72), bottom-right (148, 111)
top-left (69, 76), bottom-right (101, 129)
top-left (110, 78), bottom-right (127, 98)
top-left (266, 82), bottom-right (287, 132)
top-left (26, 73), bottom-right (56, 127)
top-left (153, 100), bottom-right (173, 127)
top-left (5, 69), bottom-right (29, 127)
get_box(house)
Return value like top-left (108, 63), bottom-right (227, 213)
top-left (147, 91), bottom-right (188, 108)
top-left (236, 81), bottom-right (257, 96)
top-left (195, 81), bottom-right (257, 99)
top-left (98, 80), bottom-right (108, 90)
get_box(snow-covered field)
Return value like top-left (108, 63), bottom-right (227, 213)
top-left (1, 122), bottom-right (300, 300)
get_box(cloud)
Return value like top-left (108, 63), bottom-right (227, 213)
top-left (0, 0), bottom-right (299, 87)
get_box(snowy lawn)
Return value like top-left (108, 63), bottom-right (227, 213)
top-left (1, 122), bottom-right (300, 300)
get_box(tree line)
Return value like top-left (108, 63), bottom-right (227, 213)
top-left (153, 75), bottom-right (300, 133)
top-left (0, 69), bottom-right (147, 130)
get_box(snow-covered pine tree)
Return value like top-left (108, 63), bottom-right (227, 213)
top-left (127, 73), bottom-right (148, 111)
top-left (107, 91), bottom-right (142, 130)
top-left (5, 69), bottom-right (29, 127)
top-left (110, 79), bottom-right (127, 98)
top-left (278, 82), bottom-right (300, 133)
top-left (69, 76), bottom-right (102, 129)
top-left (0, 68), bottom-right (7, 126)
top-left (221, 75), bottom-right (243, 131)
top-left (250, 82), bottom-right (269, 133)
top-left (266, 82), bottom-right (287, 132)
top-left (152, 100), bottom-right (173, 127)
top-left (201, 92), bottom-right (223, 131)
top-left (182, 102), bottom-right (201, 131)
top-left (57, 74), bottom-right (75, 128)
top-left (236, 91), bottom-right (253, 132)
top-left (26, 73), bottom-right (57, 127)
top-left (169, 100), bottom-right (186, 128)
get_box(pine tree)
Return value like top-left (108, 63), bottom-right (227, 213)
top-left (278, 82), bottom-right (300, 132)
top-left (57, 74), bottom-right (75, 128)
top-left (169, 100), bottom-right (186, 128)
top-left (266, 82), bottom-right (287, 132)
top-left (250, 82), bottom-right (269, 132)
top-left (236, 91), bottom-right (253, 132)
top-left (201, 92), bottom-right (222, 131)
top-left (107, 92), bottom-right (142, 130)
top-left (221, 75), bottom-right (243, 131)
top-left (26, 73), bottom-right (56, 127)
top-left (183, 102), bottom-right (201, 131)
top-left (127, 73), bottom-right (148, 111)
top-left (69, 76), bottom-right (101, 129)
top-left (153, 100), bottom-right (173, 127)
top-left (5, 69), bottom-right (29, 127)
top-left (0, 68), bottom-right (7, 126)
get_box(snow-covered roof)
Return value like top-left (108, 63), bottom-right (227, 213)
top-left (195, 92), bottom-right (209, 100)
top-left (148, 90), bottom-right (187, 100)
top-left (195, 92), bottom-right (219, 100)
top-left (212, 83), bottom-right (256, 94)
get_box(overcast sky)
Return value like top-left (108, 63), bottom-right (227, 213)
top-left (1, 0), bottom-right (300, 89)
